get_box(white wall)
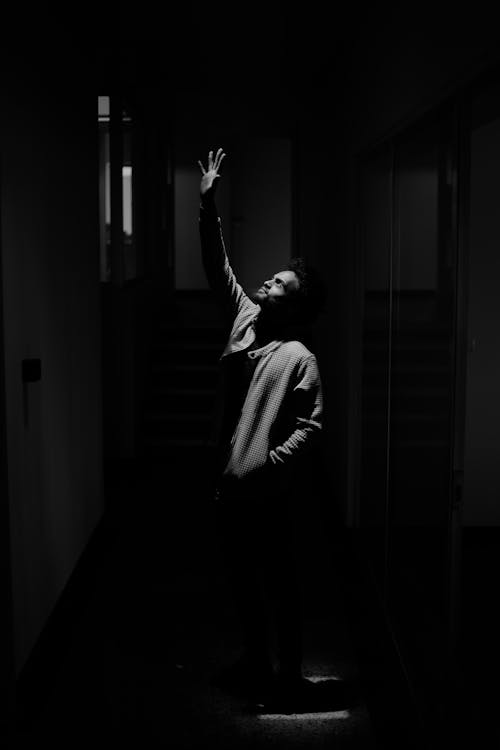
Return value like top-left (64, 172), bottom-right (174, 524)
top-left (1, 77), bottom-right (104, 672)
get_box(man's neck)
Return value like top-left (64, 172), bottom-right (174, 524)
top-left (255, 309), bottom-right (311, 348)
top-left (254, 320), bottom-right (273, 347)
top-left (255, 311), bottom-right (292, 345)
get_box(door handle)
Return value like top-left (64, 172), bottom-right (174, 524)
top-left (22, 358), bottom-right (41, 383)
top-left (21, 359), bottom-right (41, 429)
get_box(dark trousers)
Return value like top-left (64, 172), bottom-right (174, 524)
top-left (214, 485), bottom-right (303, 677)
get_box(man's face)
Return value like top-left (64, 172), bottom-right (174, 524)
top-left (253, 270), bottom-right (300, 319)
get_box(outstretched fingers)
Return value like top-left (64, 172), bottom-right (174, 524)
top-left (214, 148), bottom-right (225, 171)
top-left (199, 147), bottom-right (226, 174)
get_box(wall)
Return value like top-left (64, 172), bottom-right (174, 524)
top-left (463, 115), bottom-right (500, 525)
top-left (344, 30), bottom-right (500, 155)
top-left (0, 60), bottom-right (104, 673)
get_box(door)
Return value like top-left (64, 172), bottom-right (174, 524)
top-left (457, 78), bottom-right (500, 739)
top-left (358, 105), bottom-right (462, 724)
top-left (386, 109), bottom-right (458, 698)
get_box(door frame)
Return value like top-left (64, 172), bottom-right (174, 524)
top-left (0, 165), bottom-right (16, 728)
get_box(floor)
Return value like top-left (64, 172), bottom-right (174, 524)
top-left (9, 453), bottom-right (421, 749)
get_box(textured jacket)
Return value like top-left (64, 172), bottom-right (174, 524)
top-left (199, 198), bottom-right (323, 493)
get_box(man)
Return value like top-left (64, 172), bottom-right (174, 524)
top-left (198, 147), bottom-right (326, 708)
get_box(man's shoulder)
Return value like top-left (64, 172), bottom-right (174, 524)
top-left (278, 339), bottom-right (315, 362)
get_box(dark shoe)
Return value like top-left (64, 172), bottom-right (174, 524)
top-left (254, 675), bottom-right (314, 714)
top-left (212, 657), bottom-right (275, 699)
top-left (254, 676), bottom-right (360, 715)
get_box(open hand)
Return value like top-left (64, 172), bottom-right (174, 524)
top-left (198, 148), bottom-right (226, 197)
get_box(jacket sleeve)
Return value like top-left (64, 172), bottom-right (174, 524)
top-left (199, 197), bottom-right (252, 322)
top-left (268, 354), bottom-right (323, 473)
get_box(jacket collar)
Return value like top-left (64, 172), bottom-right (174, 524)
top-left (221, 314), bottom-right (283, 360)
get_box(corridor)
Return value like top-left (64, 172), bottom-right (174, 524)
top-left (4, 15), bottom-right (500, 750)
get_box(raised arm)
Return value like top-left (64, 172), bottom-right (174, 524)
top-left (198, 148), bottom-right (254, 321)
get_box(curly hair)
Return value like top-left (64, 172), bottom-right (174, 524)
top-left (286, 257), bottom-right (328, 325)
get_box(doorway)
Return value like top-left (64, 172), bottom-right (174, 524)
top-left (357, 103), bottom-right (461, 727)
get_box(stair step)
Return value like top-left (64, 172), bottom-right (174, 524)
top-left (146, 387), bottom-right (215, 400)
top-left (364, 409), bottom-right (450, 421)
top-left (140, 416), bottom-right (210, 440)
top-left (364, 371), bottom-right (450, 388)
top-left (364, 413), bottom-right (449, 423)
top-left (151, 340), bottom-right (222, 351)
top-left (364, 395), bottom-right (450, 411)
top-left (150, 365), bottom-right (219, 389)
top-left (150, 364), bottom-right (218, 374)
top-left (139, 436), bottom-right (209, 450)
top-left (155, 324), bottom-right (227, 342)
top-left (364, 388), bottom-right (450, 399)
top-left (142, 412), bottom-right (211, 425)
top-left (142, 389), bottom-right (216, 413)
top-left (363, 337), bottom-right (451, 350)
top-left (364, 351), bottom-right (451, 366)
top-left (365, 362), bottom-right (450, 373)
top-left (363, 326), bottom-right (450, 338)
top-left (363, 416), bottom-right (449, 441)
top-left (150, 346), bottom-right (221, 367)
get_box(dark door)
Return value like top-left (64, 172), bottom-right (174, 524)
top-left (457, 77), bottom-right (500, 740)
top-left (358, 105), bottom-right (461, 724)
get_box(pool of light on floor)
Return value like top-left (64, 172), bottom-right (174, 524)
top-left (257, 709), bottom-right (351, 721)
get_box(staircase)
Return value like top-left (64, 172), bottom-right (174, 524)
top-left (136, 292), bottom-right (227, 462)
top-left (362, 323), bottom-right (453, 449)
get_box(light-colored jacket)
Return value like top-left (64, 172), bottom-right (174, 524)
top-left (199, 200), bottom-right (323, 492)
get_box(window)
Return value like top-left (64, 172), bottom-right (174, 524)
top-left (98, 96), bottom-right (111, 282)
top-left (98, 96), bottom-right (136, 283)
